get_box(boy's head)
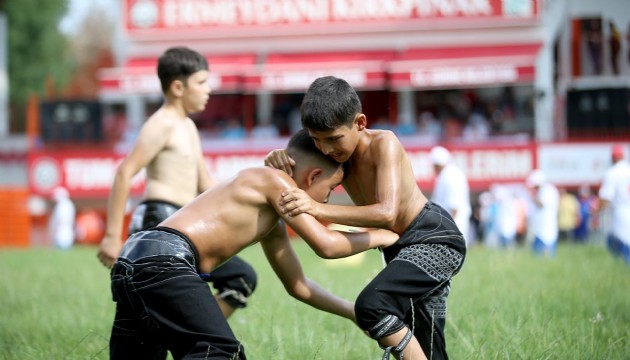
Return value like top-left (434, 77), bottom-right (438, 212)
top-left (157, 47), bottom-right (210, 113)
top-left (300, 76), bottom-right (367, 163)
top-left (301, 76), bottom-right (362, 131)
top-left (287, 129), bottom-right (344, 203)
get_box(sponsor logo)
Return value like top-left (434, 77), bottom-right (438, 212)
top-left (130, 0), bottom-right (159, 29)
top-left (31, 157), bottom-right (62, 193)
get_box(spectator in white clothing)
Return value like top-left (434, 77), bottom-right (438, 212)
top-left (598, 144), bottom-right (630, 265)
top-left (492, 185), bottom-right (519, 248)
top-left (430, 146), bottom-right (472, 245)
top-left (526, 170), bottom-right (559, 257)
top-left (49, 187), bottom-right (76, 250)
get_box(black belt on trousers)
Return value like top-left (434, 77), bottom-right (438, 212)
top-left (119, 226), bottom-right (198, 272)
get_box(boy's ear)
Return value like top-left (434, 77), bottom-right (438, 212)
top-left (170, 79), bottom-right (185, 97)
top-left (354, 113), bottom-right (367, 131)
top-left (306, 168), bottom-right (323, 187)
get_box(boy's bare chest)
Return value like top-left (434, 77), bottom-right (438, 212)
top-left (169, 124), bottom-right (196, 156)
top-left (151, 125), bottom-right (198, 171)
top-left (343, 164), bottom-right (377, 205)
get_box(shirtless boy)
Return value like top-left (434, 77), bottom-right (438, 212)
top-left (108, 129), bottom-right (399, 359)
top-left (265, 76), bottom-right (466, 360)
top-left (97, 47), bottom-right (257, 321)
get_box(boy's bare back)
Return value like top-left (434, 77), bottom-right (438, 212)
top-left (162, 167), bottom-right (293, 273)
top-left (162, 163), bottom-right (398, 274)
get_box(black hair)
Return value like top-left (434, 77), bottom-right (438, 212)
top-left (301, 76), bottom-right (362, 131)
top-left (157, 47), bottom-right (209, 94)
top-left (287, 129), bottom-right (340, 170)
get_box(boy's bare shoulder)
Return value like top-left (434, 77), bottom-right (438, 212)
top-left (373, 129), bottom-right (396, 138)
top-left (238, 167), bottom-right (297, 190)
top-left (144, 109), bottom-right (177, 131)
top-left (368, 129), bottom-right (403, 149)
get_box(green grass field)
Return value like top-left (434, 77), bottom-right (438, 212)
top-left (1, 239), bottom-right (628, 359)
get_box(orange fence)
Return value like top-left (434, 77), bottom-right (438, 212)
top-left (0, 188), bottom-right (31, 248)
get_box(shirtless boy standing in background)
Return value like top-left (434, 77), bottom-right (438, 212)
top-left (97, 47), bottom-right (257, 326)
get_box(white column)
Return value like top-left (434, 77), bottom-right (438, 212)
top-left (397, 90), bottom-right (416, 125)
top-left (535, 43), bottom-right (555, 142)
top-left (535, 0), bottom-right (569, 142)
top-left (126, 94), bottom-right (145, 132)
top-left (256, 92), bottom-right (273, 125)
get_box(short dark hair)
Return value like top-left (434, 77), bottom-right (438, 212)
top-left (157, 47), bottom-right (208, 94)
top-left (301, 76), bottom-right (362, 131)
top-left (287, 129), bottom-right (339, 170)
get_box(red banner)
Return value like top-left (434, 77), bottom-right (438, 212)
top-left (390, 65), bottom-right (536, 89)
top-left (28, 142), bottom-right (537, 198)
top-left (124, 0), bottom-right (539, 37)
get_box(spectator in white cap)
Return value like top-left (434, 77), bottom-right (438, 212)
top-left (430, 146), bottom-right (472, 245)
top-left (526, 169), bottom-right (559, 257)
top-left (598, 144), bottom-right (630, 265)
top-left (49, 186), bottom-right (76, 250)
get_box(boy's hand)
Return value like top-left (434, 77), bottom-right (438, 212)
top-left (97, 235), bottom-right (123, 269)
top-left (280, 188), bottom-right (318, 217)
top-left (264, 149), bottom-right (296, 176)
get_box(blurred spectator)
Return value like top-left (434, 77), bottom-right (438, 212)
top-left (585, 18), bottom-right (603, 75)
top-left (513, 192), bottom-right (530, 245)
top-left (462, 112), bottom-right (490, 142)
top-left (442, 109), bottom-right (464, 140)
top-left (371, 115), bottom-right (391, 130)
top-left (608, 20), bottom-right (621, 75)
top-left (477, 191), bottom-right (495, 245)
top-left (416, 111), bottom-right (442, 141)
top-left (598, 144), bottom-right (630, 265)
top-left (430, 146), bottom-right (472, 245)
top-left (574, 184), bottom-right (598, 243)
top-left (103, 104), bottom-right (127, 144)
top-left (526, 170), bottom-right (559, 257)
top-left (557, 188), bottom-right (581, 242)
top-left (49, 187), bottom-right (76, 250)
top-left (492, 185), bottom-right (519, 248)
top-left (393, 112), bottom-right (416, 136)
top-left (251, 117), bottom-right (279, 139)
top-left (221, 117), bottom-right (247, 139)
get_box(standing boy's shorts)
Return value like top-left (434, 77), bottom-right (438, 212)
top-left (355, 201), bottom-right (466, 360)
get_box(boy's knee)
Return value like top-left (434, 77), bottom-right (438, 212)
top-left (218, 265), bottom-right (258, 309)
top-left (239, 262), bottom-right (258, 292)
top-left (355, 289), bottom-right (405, 339)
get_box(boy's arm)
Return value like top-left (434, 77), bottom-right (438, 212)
top-left (97, 118), bottom-right (172, 268)
top-left (270, 172), bottom-right (399, 258)
top-left (281, 135), bottom-right (404, 229)
top-left (196, 154), bottom-right (216, 193)
top-left (260, 222), bottom-right (355, 322)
